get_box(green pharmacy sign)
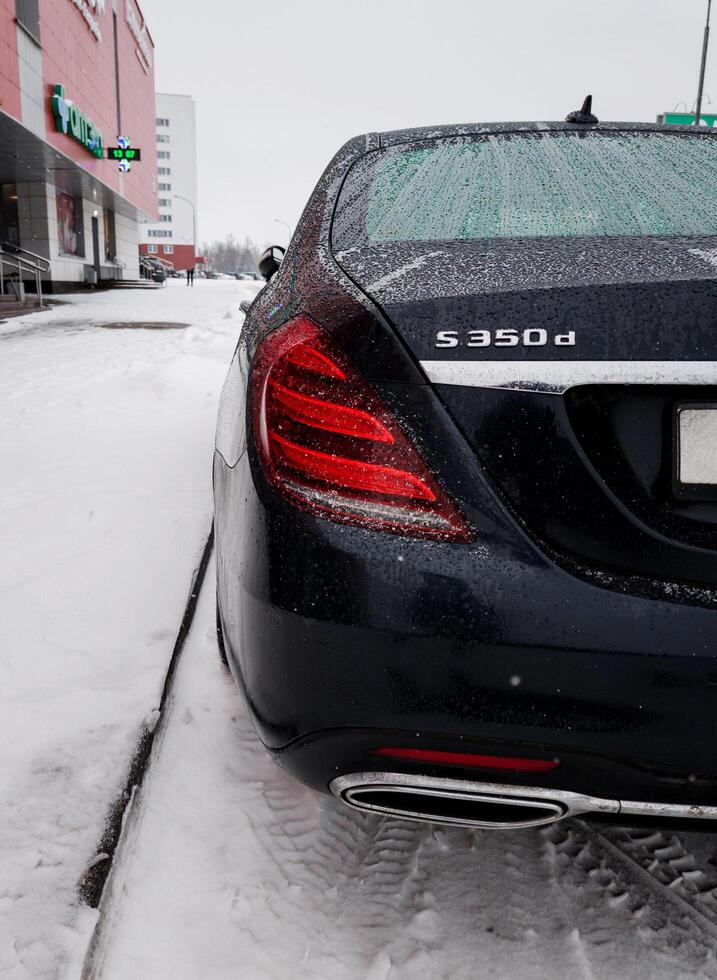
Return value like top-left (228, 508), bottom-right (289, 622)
top-left (659, 112), bottom-right (717, 127)
top-left (50, 84), bottom-right (104, 158)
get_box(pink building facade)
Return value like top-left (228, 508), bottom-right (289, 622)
top-left (0, 0), bottom-right (158, 289)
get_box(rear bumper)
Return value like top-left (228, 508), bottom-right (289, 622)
top-left (215, 450), bottom-right (717, 808)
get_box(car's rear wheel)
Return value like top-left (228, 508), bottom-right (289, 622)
top-left (216, 601), bottom-right (228, 666)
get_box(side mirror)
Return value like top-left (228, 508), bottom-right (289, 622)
top-left (258, 245), bottom-right (285, 282)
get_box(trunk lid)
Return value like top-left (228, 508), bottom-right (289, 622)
top-left (334, 235), bottom-right (717, 362)
top-left (335, 237), bottom-right (717, 587)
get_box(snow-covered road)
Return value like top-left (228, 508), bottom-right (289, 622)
top-left (5, 281), bottom-right (717, 980)
top-left (0, 280), bottom-right (256, 980)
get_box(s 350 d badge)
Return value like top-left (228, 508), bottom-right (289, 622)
top-left (435, 329), bottom-right (576, 348)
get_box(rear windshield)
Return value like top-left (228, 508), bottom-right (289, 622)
top-left (332, 131), bottom-right (717, 247)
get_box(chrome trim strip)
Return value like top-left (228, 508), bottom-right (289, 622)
top-left (420, 360), bottom-right (717, 394)
top-left (285, 482), bottom-right (454, 529)
top-left (618, 798), bottom-right (717, 820)
top-left (330, 772), bottom-right (717, 829)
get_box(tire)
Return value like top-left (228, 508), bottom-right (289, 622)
top-left (216, 601), bottom-right (228, 666)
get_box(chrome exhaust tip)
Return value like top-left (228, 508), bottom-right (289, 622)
top-left (330, 772), bottom-right (569, 830)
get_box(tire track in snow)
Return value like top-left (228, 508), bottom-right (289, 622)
top-left (496, 830), bottom-right (599, 978)
top-left (603, 826), bottom-right (717, 915)
top-left (550, 820), bottom-right (717, 978)
top-left (225, 711), bottom-right (441, 960)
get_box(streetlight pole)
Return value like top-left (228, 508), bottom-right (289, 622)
top-left (174, 195), bottom-right (196, 265)
top-left (274, 218), bottom-right (291, 241)
top-left (695, 0), bottom-right (713, 125)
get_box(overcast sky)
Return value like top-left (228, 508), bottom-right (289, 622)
top-left (138, 0), bottom-right (716, 248)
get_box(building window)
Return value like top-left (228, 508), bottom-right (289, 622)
top-left (157, 135), bottom-right (170, 144)
top-left (158, 198), bottom-right (171, 207)
top-left (15, 0), bottom-right (40, 43)
top-left (160, 214), bottom-right (172, 223)
top-left (148, 244), bottom-right (158, 253)
top-left (156, 117), bottom-right (169, 127)
top-left (148, 230), bottom-right (172, 239)
top-left (163, 245), bottom-right (174, 255)
top-left (158, 167), bottom-right (171, 175)
top-left (157, 151), bottom-right (170, 160)
top-left (158, 183), bottom-right (171, 191)
top-left (56, 192), bottom-right (85, 257)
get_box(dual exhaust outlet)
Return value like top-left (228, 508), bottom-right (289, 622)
top-left (330, 772), bottom-right (717, 830)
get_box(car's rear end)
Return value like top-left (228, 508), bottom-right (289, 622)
top-left (214, 122), bottom-right (717, 830)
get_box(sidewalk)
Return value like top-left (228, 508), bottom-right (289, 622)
top-left (0, 280), bottom-right (254, 980)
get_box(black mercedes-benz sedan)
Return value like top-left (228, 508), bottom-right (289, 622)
top-left (214, 109), bottom-right (717, 831)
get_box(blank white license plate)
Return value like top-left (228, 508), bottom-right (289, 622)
top-left (677, 406), bottom-right (717, 485)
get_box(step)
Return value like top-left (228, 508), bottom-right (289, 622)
top-left (105, 280), bottom-right (163, 289)
top-left (0, 303), bottom-right (45, 320)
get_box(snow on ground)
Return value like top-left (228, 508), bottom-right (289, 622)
top-left (0, 280), bottom-right (259, 980)
top-left (84, 560), bottom-right (717, 980)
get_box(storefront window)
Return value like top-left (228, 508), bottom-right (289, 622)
top-left (0, 185), bottom-right (20, 246)
top-left (55, 192), bottom-right (85, 257)
top-left (104, 210), bottom-right (116, 261)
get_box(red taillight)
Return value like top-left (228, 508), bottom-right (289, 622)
top-left (270, 383), bottom-right (394, 443)
top-left (371, 748), bottom-right (560, 774)
top-left (284, 344), bottom-right (346, 380)
top-left (251, 315), bottom-right (469, 540)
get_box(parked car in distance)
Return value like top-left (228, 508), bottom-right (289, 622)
top-left (235, 271), bottom-right (261, 280)
top-left (214, 104), bottom-right (717, 833)
top-left (139, 256), bottom-right (167, 283)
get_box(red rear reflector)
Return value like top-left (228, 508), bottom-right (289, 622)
top-left (371, 747), bottom-right (560, 774)
top-left (251, 315), bottom-right (469, 540)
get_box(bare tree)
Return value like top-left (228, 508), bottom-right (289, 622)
top-left (201, 235), bottom-right (261, 274)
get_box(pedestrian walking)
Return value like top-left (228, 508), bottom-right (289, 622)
top-left (187, 266), bottom-right (195, 286)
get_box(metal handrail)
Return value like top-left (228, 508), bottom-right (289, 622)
top-left (0, 252), bottom-right (47, 277)
top-left (0, 243), bottom-right (50, 307)
top-left (0, 241), bottom-right (50, 272)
